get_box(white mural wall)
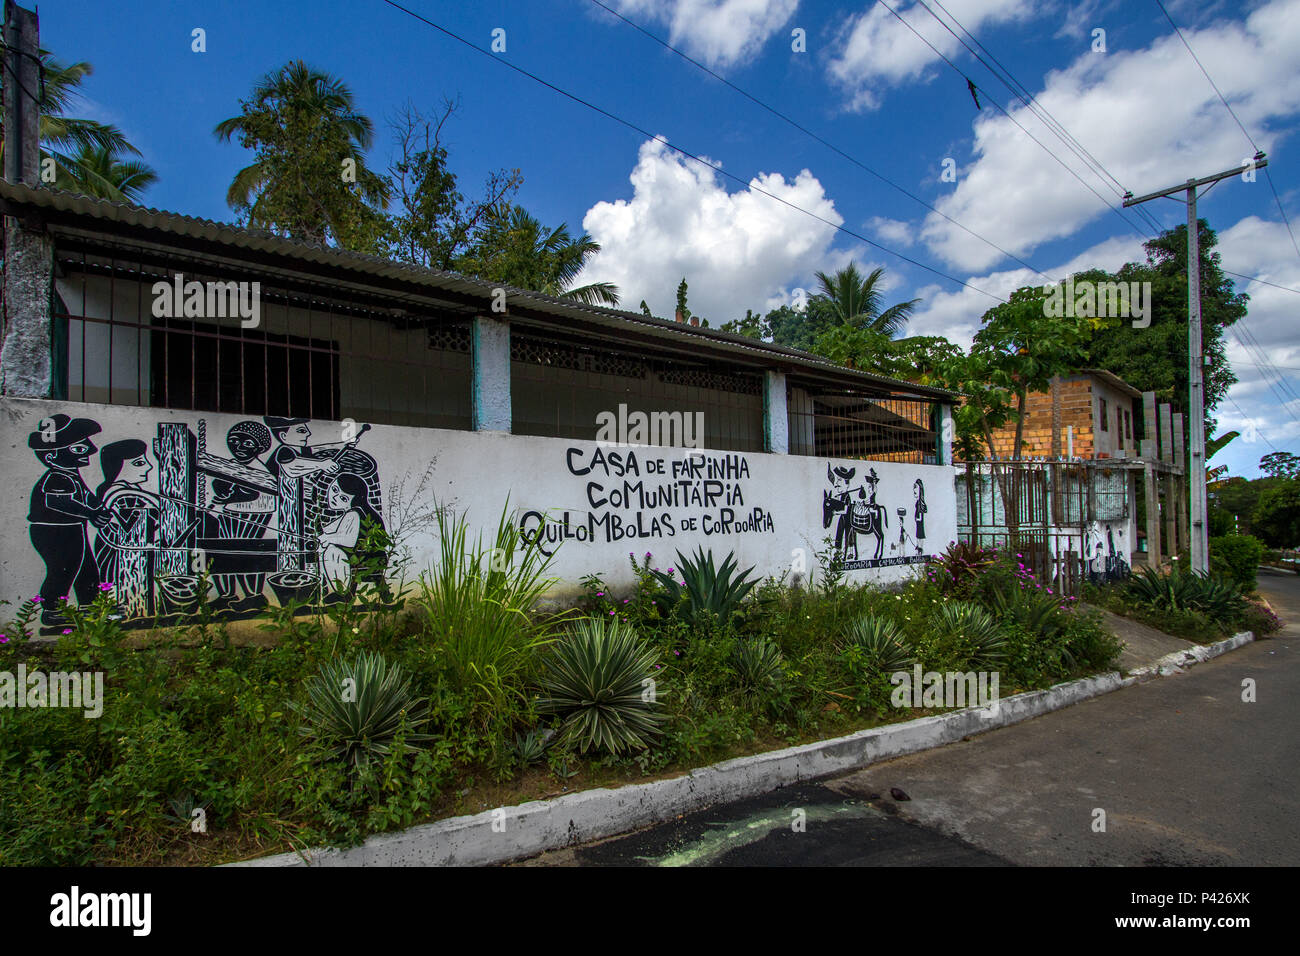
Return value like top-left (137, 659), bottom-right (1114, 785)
top-left (0, 398), bottom-right (957, 634)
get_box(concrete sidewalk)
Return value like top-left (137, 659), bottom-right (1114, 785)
top-left (1087, 605), bottom-right (1197, 672)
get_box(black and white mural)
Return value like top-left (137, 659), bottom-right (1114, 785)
top-left (26, 413), bottom-right (390, 632)
top-left (1084, 519), bottom-right (1131, 584)
top-left (822, 464), bottom-right (931, 569)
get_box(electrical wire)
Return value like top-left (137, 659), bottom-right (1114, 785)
top-left (378, 0), bottom-right (1007, 303)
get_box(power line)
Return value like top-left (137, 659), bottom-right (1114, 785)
top-left (1225, 393), bottom-right (1279, 454)
top-left (918, 0), bottom-right (1130, 198)
top-left (378, 0), bottom-right (1007, 303)
top-left (1154, 0), bottom-right (1259, 152)
top-left (871, 0), bottom-right (1158, 245)
top-left (586, 0), bottom-right (1060, 284)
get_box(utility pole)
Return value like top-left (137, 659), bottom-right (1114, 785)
top-left (1, 0), bottom-right (54, 398)
top-left (1123, 153), bottom-right (1268, 575)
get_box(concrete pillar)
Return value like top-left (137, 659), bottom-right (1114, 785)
top-left (1144, 463), bottom-right (1162, 568)
top-left (1, 221), bottom-right (54, 396)
top-left (763, 370), bottom-right (788, 454)
top-left (471, 315), bottom-right (511, 432)
top-left (938, 402), bottom-right (954, 465)
top-left (1, 2), bottom-right (53, 398)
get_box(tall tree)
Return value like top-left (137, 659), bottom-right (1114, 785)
top-left (813, 262), bottom-right (919, 337)
top-left (386, 99), bottom-right (521, 271)
top-left (1082, 221), bottom-right (1247, 424)
top-left (455, 204), bottom-right (619, 306)
top-left (0, 45), bottom-right (155, 202)
top-left (60, 143), bottom-right (157, 202)
top-left (214, 60), bottom-right (389, 251)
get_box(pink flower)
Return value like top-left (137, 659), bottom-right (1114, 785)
top-left (98, 582), bottom-right (114, 592)
top-left (609, 610), bottom-right (616, 616)
top-left (61, 629), bottom-right (72, 635)
top-left (666, 567), bottom-right (674, 575)
top-left (0, 635), bottom-right (8, 644)
top-left (31, 595), bottom-right (42, 603)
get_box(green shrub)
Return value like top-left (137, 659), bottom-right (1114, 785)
top-left (841, 613), bottom-right (914, 672)
top-left (648, 548), bottom-right (757, 623)
top-left (415, 504), bottom-right (573, 714)
top-left (538, 617), bottom-right (663, 754)
top-left (1241, 600), bottom-right (1283, 636)
top-left (732, 636), bottom-right (785, 691)
top-left (1209, 534), bottom-right (1265, 592)
top-left (1126, 567), bottom-right (1247, 622)
top-left (927, 602), bottom-right (1007, 668)
top-left (293, 650), bottom-right (434, 771)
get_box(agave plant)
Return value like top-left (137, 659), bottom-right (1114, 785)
top-left (842, 613), bottom-right (914, 672)
top-left (649, 547), bottom-right (757, 623)
top-left (537, 617), bottom-right (663, 754)
top-left (510, 728), bottom-right (552, 767)
top-left (293, 650), bottom-right (434, 770)
top-left (930, 602), bottom-right (1007, 666)
top-left (1127, 567), bottom-right (1246, 620)
top-left (733, 637), bottom-right (785, 690)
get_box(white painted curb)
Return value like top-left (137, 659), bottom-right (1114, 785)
top-left (232, 630), bottom-right (1255, 867)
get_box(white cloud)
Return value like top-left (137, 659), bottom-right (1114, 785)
top-left (576, 137), bottom-right (849, 322)
top-left (827, 0), bottom-right (1028, 111)
top-left (919, 0), bottom-right (1300, 272)
top-left (1213, 215), bottom-right (1300, 473)
top-left (866, 215), bottom-right (915, 247)
top-left (608, 0), bottom-right (799, 69)
top-left (904, 232), bottom-right (1146, 347)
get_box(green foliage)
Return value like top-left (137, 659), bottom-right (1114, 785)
top-left (812, 262), bottom-right (919, 337)
top-left (1209, 535), bottom-right (1266, 592)
top-left (455, 204), bottom-right (618, 305)
top-left (1251, 481), bottom-right (1300, 548)
top-left (537, 617), bottom-right (663, 755)
top-left (293, 650), bottom-right (433, 771)
top-left (214, 60), bottom-right (390, 250)
top-left (1259, 452), bottom-right (1300, 480)
top-left (1125, 567), bottom-right (1248, 622)
top-left (648, 548), bottom-right (758, 624)
top-left (926, 602), bottom-right (1007, 668)
top-left (841, 613), bottom-right (914, 672)
top-left (1081, 223), bottom-right (1247, 415)
top-left (413, 504), bottom-right (571, 715)
top-left (732, 636), bottom-right (786, 691)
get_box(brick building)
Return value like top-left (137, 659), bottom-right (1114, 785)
top-left (982, 369), bottom-right (1143, 461)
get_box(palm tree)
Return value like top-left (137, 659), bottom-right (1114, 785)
top-left (61, 144), bottom-right (157, 202)
top-left (214, 60), bottom-right (388, 243)
top-left (459, 205), bottom-right (619, 306)
top-left (0, 46), bottom-right (155, 202)
top-left (813, 263), bottom-right (918, 337)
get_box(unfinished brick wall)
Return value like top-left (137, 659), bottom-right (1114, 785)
top-left (984, 377), bottom-right (1095, 460)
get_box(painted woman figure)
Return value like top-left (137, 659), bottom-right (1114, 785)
top-left (92, 439), bottom-right (159, 619)
top-left (913, 479), bottom-right (927, 548)
top-left (317, 472), bottom-right (389, 597)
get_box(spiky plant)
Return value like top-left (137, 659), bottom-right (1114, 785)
top-left (294, 650), bottom-right (433, 770)
top-left (537, 617), bottom-right (663, 754)
top-left (842, 613), bottom-right (915, 672)
top-left (930, 602), bottom-right (1007, 666)
top-left (733, 637), bottom-right (785, 690)
top-left (649, 547), bottom-right (757, 623)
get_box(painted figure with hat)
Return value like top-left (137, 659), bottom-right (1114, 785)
top-left (263, 416), bottom-right (345, 480)
top-left (27, 415), bottom-right (113, 625)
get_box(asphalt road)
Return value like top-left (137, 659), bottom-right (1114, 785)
top-left (523, 569), bottom-right (1299, 866)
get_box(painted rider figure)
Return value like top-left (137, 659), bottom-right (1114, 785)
top-left (27, 415), bottom-right (113, 626)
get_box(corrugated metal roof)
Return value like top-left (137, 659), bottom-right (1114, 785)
top-left (0, 181), bottom-right (959, 400)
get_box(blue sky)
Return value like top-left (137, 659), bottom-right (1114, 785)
top-left (36, 0), bottom-right (1300, 478)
